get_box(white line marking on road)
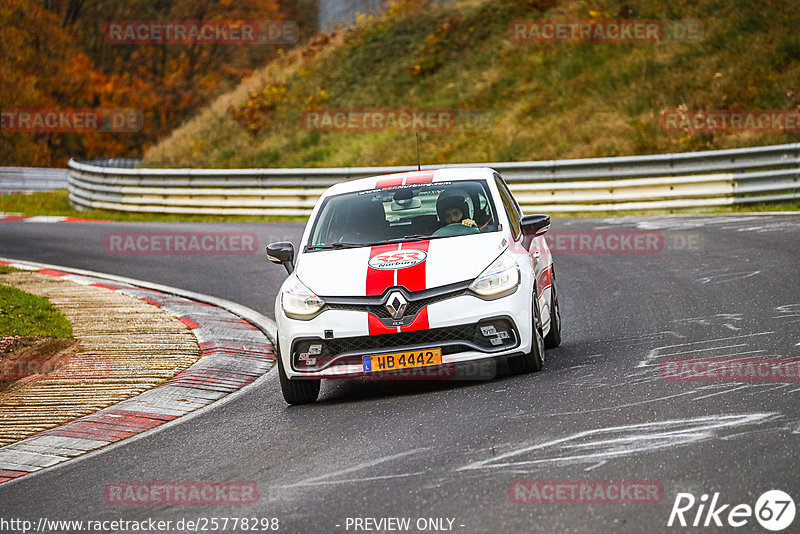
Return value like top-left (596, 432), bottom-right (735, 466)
top-left (691, 384), bottom-right (752, 401)
top-left (636, 332), bottom-right (775, 368)
top-left (583, 461), bottom-right (607, 472)
top-left (547, 391), bottom-right (700, 417)
top-left (282, 471), bottom-right (428, 488)
top-left (281, 448), bottom-right (431, 488)
top-left (457, 413), bottom-right (781, 471)
top-left (695, 271), bottom-right (760, 284)
top-left (664, 344), bottom-right (749, 357)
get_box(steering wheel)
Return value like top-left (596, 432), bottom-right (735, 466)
top-left (432, 223), bottom-right (480, 237)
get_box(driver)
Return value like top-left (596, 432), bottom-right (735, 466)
top-left (436, 194), bottom-right (477, 228)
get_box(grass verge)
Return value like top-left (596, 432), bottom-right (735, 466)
top-left (0, 279), bottom-right (73, 338)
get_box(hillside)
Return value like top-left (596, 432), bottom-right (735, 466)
top-left (1, 0), bottom-right (310, 166)
top-left (142, 0), bottom-right (800, 169)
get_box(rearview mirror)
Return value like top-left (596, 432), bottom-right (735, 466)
top-left (266, 242), bottom-right (295, 274)
top-left (521, 214), bottom-right (550, 236)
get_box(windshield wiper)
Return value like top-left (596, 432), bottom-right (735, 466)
top-left (306, 242), bottom-right (364, 251)
top-left (363, 234), bottom-right (440, 246)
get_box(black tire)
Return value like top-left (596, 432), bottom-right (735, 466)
top-left (508, 292), bottom-right (545, 374)
top-left (544, 269), bottom-right (562, 349)
top-left (275, 333), bottom-right (320, 405)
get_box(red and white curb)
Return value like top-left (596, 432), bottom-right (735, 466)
top-left (0, 258), bottom-right (277, 485)
top-left (0, 214), bottom-right (109, 223)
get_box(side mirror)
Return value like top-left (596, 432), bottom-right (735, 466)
top-left (266, 242), bottom-right (295, 274)
top-left (521, 214), bottom-right (551, 237)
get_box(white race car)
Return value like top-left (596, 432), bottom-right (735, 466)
top-left (267, 168), bottom-right (561, 404)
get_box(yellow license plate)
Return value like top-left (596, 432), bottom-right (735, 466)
top-left (363, 348), bottom-right (442, 372)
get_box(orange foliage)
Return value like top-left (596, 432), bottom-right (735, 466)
top-left (1, 0), bottom-right (307, 166)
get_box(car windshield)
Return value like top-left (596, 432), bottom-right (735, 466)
top-left (306, 179), bottom-right (499, 250)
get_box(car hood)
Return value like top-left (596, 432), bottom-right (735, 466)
top-left (295, 232), bottom-right (509, 297)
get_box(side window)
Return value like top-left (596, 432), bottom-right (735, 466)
top-left (494, 175), bottom-right (521, 239)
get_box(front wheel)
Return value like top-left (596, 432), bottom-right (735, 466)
top-left (508, 293), bottom-right (545, 374)
top-left (275, 333), bottom-right (320, 405)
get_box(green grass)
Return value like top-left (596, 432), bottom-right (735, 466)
top-left (0, 190), bottom-right (307, 222)
top-left (0, 282), bottom-right (73, 338)
top-left (142, 0), bottom-right (800, 170)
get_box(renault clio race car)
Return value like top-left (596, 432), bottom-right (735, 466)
top-left (267, 168), bottom-right (561, 404)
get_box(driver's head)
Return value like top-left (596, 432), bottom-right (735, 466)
top-left (437, 194), bottom-right (470, 225)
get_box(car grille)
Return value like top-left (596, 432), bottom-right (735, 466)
top-left (291, 317), bottom-right (518, 371)
top-left (326, 289), bottom-right (468, 320)
top-left (325, 288), bottom-right (468, 320)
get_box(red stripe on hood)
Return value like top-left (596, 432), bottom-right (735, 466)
top-left (398, 240), bottom-right (430, 331)
top-left (366, 241), bottom-right (431, 335)
top-left (368, 313), bottom-right (397, 335)
top-left (401, 307), bottom-right (429, 333)
top-left (397, 241), bottom-right (430, 292)
top-left (366, 243), bottom-right (400, 296)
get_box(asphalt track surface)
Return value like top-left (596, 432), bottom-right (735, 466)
top-left (1, 214), bottom-right (799, 533)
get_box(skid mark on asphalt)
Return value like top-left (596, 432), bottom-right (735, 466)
top-left (608, 331), bottom-right (686, 344)
top-left (457, 413), bottom-right (782, 471)
top-left (674, 314), bottom-right (744, 331)
top-left (689, 384), bottom-right (752, 401)
top-left (694, 270), bottom-right (761, 284)
top-left (774, 304), bottom-right (800, 318)
top-left (635, 332), bottom-right (775, 369)
top-left (275, 448), bottom-right (431, 489)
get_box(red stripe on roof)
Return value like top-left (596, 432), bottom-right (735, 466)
top-left (403, 171), bottom-right (435, 184)
top-left (374, 176), bottom-right (405, 188)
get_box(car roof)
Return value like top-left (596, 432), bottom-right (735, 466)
top-left (322, 167), bottom-right (497, 197)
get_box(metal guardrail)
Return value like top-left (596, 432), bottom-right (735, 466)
top-left (67, 144), bottom-right (800, 215)
top-left (0, 167), bottom-right (69, 194)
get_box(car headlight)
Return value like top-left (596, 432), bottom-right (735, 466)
top-left (282, 278), bottom-right (325, 319)
top-left (469, 254), bottom-right (520, 297)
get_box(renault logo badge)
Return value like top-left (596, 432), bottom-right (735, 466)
top-left (385, 291), bottom-right (408, 320)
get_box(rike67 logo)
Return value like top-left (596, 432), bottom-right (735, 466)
top-left (668, 490), bottom-right (795, 531)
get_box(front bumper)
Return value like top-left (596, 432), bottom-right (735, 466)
top-left (276, 289), bottom-right (534, 379)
